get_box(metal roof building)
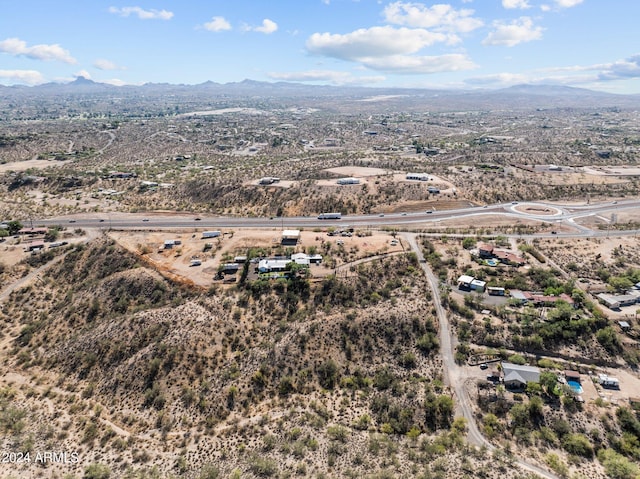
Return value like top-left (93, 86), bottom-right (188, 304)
top-left (502, 362), bottom-right (540, 387)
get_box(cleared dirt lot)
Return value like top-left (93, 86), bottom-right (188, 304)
top-left (0, 158), bottom-right (72, 173)
top-left (324, 166), bottom-right (388, 177)
top-left (109, 227), bottom-right (407, 287)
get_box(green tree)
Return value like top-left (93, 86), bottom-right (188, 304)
top-left (571, 288), bottom-right (586, 308)
top-left (316, 359), bottom-right (340, 389)
top-left (6, 220), bottom-right (22, 235)
top-left (482, 413), bottom-right (502, 439)
top-left (526, 382), bottom-right (543, 396)
top-left (540, 371), bottom-right (559, 396)
top-left (44, 228), bottom-right (59, 242)
top-left (597, 326), bottom-right (622, 355)
top-left (436, 395), bottom-right (454, 429)
top-left (547, 302), bottom-right (574, 322)
top-left (609, 276), bottom-right (634, 294)
top-left (462, 237), bottom-right (475, 249)
top-left (528, 395), bottom-right (544, 423)
top-left (509, 403), bottom-right (530, 429)
top-left (598, 448), bottom-right (639, 479)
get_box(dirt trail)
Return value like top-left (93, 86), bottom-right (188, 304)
top-left (402, 231), bottom-right (560, 479)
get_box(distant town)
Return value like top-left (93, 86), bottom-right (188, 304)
top-left (1, 80), bottom-right (640, 479)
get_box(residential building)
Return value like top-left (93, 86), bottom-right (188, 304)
top-left (502, 362), bottom-right (540, 388)
top-left (337, 177), bottom-right (360, 185)
top-left (281, 230), bottom-right (301, 245)
top-left (406, 173), bottom-right (430, 181)
top-left (596, 293), bottom-right (639, 310)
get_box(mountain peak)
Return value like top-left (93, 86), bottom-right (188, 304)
top-left (71, 76), bottom-right (96, 85)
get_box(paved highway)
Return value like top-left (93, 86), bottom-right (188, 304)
top-left (26, 199), bottom-right (638, 478)
top-left (31, 199), bottom-right (640, 235)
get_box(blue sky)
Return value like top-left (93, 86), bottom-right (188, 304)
top-left (1, 0), bottom-right (640, 93)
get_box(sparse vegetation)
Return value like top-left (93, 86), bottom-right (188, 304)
top-left (1, 85), bottom-right (640, 479)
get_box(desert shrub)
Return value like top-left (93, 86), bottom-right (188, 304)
top-left (545, 453), bottom-right (569, 477)
top-left (598, 448), bottom-right (640, 479)
top-left (399, 352), bottom-right (417, 369)
top-left (248, 455), bottom-right (278, 477)
top-left (507, 354), bottom-right (526, 365)
top-left (278, 376), bottom-right (295, 396)
top-left (84, 463), bottom-right (111, 479)
top-left (0, 404), bottom-right (26, 433)
top-left (327, 424), bottom-right (350, 443)
top-left (416, 332), bottom-right (439, 355)
top-left (198, 463), bottom-right (220, 479)
top-left (316, 359), bottom-right (340, 389)
top-left (597, 326), bottom-right (622, 355)
top-left (616, 407), bottom-right (640, 437)
top-left (562, 433), bottom-right (593, 457)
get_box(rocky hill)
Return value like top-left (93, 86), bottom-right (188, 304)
top-left (0, 237), bottom-right (543, 478)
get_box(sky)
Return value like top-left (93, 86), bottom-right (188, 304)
top-left (1, 0), bottom-right (640, 93)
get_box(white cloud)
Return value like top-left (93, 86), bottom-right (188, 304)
top-left (102, 78), bottom-right (130, 86)
top-left (464, 54), bottom-right (640, 89)
top-left (383, 2), bottom-right (483, 33)
top-left (465, 72), bottom-right (528, 86)
top-left (307, 26), bottom-right (448, 61)
top-left (540, 0), bottom-right (582, 12)
top-left (596, 55), bottom-right (640, 81)
top-left (0, 37), bottom-right (76, 64)
top-left (252, 19), bottom-right (278, 34)
top-left (360, 53), bottom-right (476, 74)
top-left (75, 70), bottom-right (92, 79)
top-left (306, 25), bottom-right (476, 74)
top-left (502, 0), bottom-right (531, 9)
top-left (482, 17), bottom-right (543, 47)
top-left (203, 16), bottom-right (231, 32)
top-left (0, 69), bottom-right (45, 85)
top-left (268, 70), bottom-right (385, 85)
top-left (94, 59), bottom-right (125, 70)
top-left (554, 0), bottom-right (583, 7)
top-left (108, 6), bottom-right (173, 20)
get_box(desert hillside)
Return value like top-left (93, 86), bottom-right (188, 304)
top-left (0, 237), bottom-right (529, 479)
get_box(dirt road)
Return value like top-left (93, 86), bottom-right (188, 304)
top-left (403, 232), bottom-right (559, 479)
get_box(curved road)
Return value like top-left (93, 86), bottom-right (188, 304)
top-left (24, 198), bottom-right (640, 479)
top-left (31, 199), bottom-right (640, 238)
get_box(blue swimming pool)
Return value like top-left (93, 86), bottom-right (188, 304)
top-left (567, 379), bottom-right (583, 394)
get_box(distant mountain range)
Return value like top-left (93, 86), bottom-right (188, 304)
top-left (2, 77), bottom-right (639, 112)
